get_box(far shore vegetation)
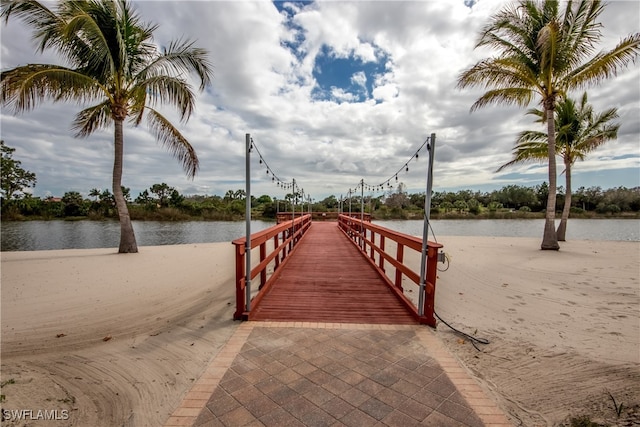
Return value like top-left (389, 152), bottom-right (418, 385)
top-left (2, 140), bottom-right (638, 223)
top-left (1, 181), bottom-right (638, 222)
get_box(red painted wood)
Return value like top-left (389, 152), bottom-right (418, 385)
top-left (233, 214), bottom-right (312, 320)
top-left (250, 222), bottom-right (417, 324)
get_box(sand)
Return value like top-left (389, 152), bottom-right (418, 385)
top-left (431, 237), bottom-right (640, 426)
top-left (1, 243), bottom-right (240, 426)
top-left (1, 236), bottom-right (638, 426)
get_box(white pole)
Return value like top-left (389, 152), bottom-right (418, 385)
top-left (291, 178), bottom-right (296, 247)
top-left (360, 179), bottom-right (364, 248)
top-left (245, 133), bottom-right (252, 312)
top-left (418, 133), bottom-right (436, 317)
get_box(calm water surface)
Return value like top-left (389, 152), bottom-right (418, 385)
top-left (0, 220), bottom-right (274, 251)
top-left (375, 218), bottom-right (640, 242)
top-left (1, 218), bottom-right (638, 251)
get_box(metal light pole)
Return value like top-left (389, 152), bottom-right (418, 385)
top-left (245, 133), bottom-right (252, 312)
top-left (418, 133), bottom-right (436, 317)
top-left (291, 178), bottom-right (296, 247)
top-left (360, 179), bottom-right (364, 248)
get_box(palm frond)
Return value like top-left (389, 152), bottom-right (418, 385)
top-left (62, 7), bottom-right (114, 80)
top-left (127, 84), bottom-right (147, 126)
top-left (516, 130), bottom-right (548, 144)
top-left (497, 131), bottom-right (548, 172)
top-left (1, 0), bottom-right (64, 53)
top-left (141, 38), bottom-right (213, 91)
top-left (145, 108), bottom-right (199, 179)
top-left (537, 19), bottom-right (561, 88)
top-left (135, 75), bottom-right (195, 122)
top-left (457, 57), bottom-right (538, 92)
top-left (567, 33), bottom-right (640, 89)
top-left (525, 107), bottom-right (545, 122)
top-left (72, 100), bottom-right (112, 137)
top-left (561, 0), bottom-right (604, 68)
top-left (470, 87), bottom-right (534, 112)
top-left (1, 64), bottom-right (104, 112)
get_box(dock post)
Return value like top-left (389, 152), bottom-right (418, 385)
top-left (245, 133), bottom-right (252, 313)
top-left (418, 133), bottom-right (436, 317)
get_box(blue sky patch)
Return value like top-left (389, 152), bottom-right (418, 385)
top-left (275, 1), bottom-right (308, 62)
top-left (312, 44), bottom-right (388, 103)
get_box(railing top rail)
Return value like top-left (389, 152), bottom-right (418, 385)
top-left (232, 214), bottom-right (311, 249)
top-left (338, 214), bottom-right (442, 251)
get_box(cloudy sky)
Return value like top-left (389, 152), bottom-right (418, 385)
top-left (1, 0), bottom-right (639, 202)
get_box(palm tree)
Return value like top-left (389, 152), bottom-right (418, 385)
top-left (89, 188), bottom-right (101, 202)
top-left (497, 92), bottom-right (619, 241)
top-left (1, 0), bottom-right (213, 253)
top-left (457, 0), bottom-right (639, 250)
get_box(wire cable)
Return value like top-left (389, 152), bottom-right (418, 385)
top-left (426, 224), bottom-right (487, 350)
top-left (434, 311), bottom-right (490, 351)
top-left (343, 135), bottom-right (433, 196)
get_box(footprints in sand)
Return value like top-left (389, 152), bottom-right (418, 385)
top-left (506, 295), bottom-right (528, 311)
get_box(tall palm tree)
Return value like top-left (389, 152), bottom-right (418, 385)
top-left (457, 0), bottom-right (639, 250)
top-left (497, 92), bottom-right (619, 241)
top-left (1, 0), bottom-right (213, 253)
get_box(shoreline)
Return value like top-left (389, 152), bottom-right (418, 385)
top-left (1, 237), bottom-right (639, 426)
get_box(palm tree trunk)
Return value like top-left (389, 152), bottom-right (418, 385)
top-left (556, 160), bottom-right (572, 241)
top-left (541, 104), bottom-right (560, 250)
top-left (113, 119), bottom-right (138, 253)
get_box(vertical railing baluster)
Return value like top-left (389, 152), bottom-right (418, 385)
top-left (395, 244), bottom-right (404, 291)
top-left (260, 242), bottom-right (267, 289)
top-left (379, 235), bottom-right (385, 272)
top-left (369, 230), bottom-right (375, 260)
top-left (273, 234), bottom-right (280, 270)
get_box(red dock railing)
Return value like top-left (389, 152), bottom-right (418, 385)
top-left (232, 214), bottom-right (312, 320)
top-left (337, 214), bottom-right (443, 326)
top-left (232, 215), bottom-right (444, 327)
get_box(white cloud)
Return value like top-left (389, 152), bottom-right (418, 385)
top-left (1, 0), bottom-right (638, 202)
top-left (351, 71), bottom-right (367, 89)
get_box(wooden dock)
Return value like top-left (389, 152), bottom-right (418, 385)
top-left (249, 222), bottom-right (417, 324)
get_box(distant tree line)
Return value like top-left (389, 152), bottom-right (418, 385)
top-left (1, 181), bottom-right (638, 221)
top-left (2, 140), bottom-right (638, 221)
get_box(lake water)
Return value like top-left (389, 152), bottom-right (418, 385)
top-left (1, 218), bottom-right (638, 252)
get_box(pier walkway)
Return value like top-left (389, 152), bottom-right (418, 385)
top-left (164, 217), bottom-right (513, 426)
top-left (249, 221), bottom-right (417, 324)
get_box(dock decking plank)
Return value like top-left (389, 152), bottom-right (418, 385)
top-left (250, 222), bottom-right (417, 324)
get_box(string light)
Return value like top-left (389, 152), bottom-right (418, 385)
top-left (248, 136), bottom-right (299, 191)
top-left (341, 135), bottom-right (432, 197)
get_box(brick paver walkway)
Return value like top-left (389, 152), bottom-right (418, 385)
top-left (165, 323), bottom-right (512, 427)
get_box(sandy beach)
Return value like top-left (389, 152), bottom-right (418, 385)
top-left (1, 235), bottom-right (638, 426)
